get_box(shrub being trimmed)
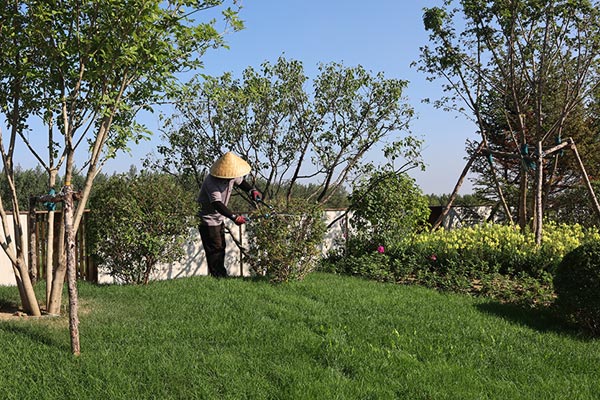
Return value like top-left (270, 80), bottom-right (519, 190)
top-left (246, 198), bottom-right (326, 283)
top-left (554, 241), bottom-right (600, 335)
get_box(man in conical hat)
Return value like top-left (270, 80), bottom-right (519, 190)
top-left (197, 152), bottom-right (262, 277)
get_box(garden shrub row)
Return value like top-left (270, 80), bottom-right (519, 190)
top-left (322, 222), bottom-right (600, 308)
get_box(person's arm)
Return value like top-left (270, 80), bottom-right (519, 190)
top-left (212, 201), bottom-right (247, 225)
top-left (212, 201), bottom-right (234, 220)
top-left (238, 180), bottom-right (262, 202)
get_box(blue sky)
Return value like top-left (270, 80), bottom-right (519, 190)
top-left (113, 0), bottom-right (479, 194)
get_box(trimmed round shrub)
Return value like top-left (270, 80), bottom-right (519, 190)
top-left (554, 241), bottom-right (600, 334)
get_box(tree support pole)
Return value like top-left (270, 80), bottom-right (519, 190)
top-left (534, 141), bottom-right (544, 246)
top-left (432, 141), bottom-right (484, 230)
top-left (46, 210), bottom-right (55, 307)
top-left (35, 188), bottom-right (81, 354)
top-left (569, 138), bottom-right (600, 224)
top-left (28, 197), bottom-right (37, 285)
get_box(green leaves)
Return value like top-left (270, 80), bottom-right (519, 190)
top-left (348, 169), bottom-right (431, 251)
top-left (156, 56), bottom-right (419, 205)
top-left (1, 0), bottom-right (241, 166)
top-left (423, 7), bottom-right (447, 34)
top-left (87, 172), bottom-right (195, 284)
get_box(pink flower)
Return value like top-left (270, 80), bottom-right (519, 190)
top-left (430, 254), bottom-right (437, 261)
top-left (377, 245), bottom-right (385, 254)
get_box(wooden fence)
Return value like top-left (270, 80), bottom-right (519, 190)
top-left (29, 210), bottom-right (97, 284)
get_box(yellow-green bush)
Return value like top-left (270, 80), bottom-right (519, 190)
top-left (327, 221), bottom-right (600, 305)
top-left (402, 221), bottom-right (600, 277)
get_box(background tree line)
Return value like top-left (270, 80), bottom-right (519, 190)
top-left (147, 57), bottom-right (423, 207)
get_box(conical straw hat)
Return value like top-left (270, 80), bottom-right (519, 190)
top-left (210, 152), bottom-right (252, 179)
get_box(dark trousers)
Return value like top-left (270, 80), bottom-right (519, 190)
top-left (199, 223), bottom-right (228, 277)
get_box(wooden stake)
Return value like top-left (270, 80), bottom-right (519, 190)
top-left (28, 197), bottom-right (37, 285)
top-left (569, 138), bottom-right (600, 223)
top-left (534, 141), bottom-right (543, 246)
top-left (432, 142), bottom-right (484, 230)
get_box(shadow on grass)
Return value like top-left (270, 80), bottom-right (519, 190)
top-left (475, 301), bottom-right (592, 340)
top-left (0, 298), bottom-right (19, 312)
top-left (0, 321), bottom-right (69, 350)
top-left (0, 297), bottom-right (68, 350)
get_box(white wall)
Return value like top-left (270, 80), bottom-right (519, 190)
top-left (0, 214), bottom-right (28, 286)
top-left (97, 211), bottom-right (349, 284)
top-left (1, 208), bottom-right (490, 286)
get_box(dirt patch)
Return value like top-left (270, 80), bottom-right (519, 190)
top-left (0, 304), bottom-right (30, 320)
top-left (0, 301), bottom-right (93, 323)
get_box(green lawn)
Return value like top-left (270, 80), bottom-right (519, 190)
top-left (0, 273), bottom-right (598, 399)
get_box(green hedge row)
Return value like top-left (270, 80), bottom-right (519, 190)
top-left (322, 222), bottom-right (600, 308)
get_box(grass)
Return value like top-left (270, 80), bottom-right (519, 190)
top-left (0, 273), bottom-right (598, 399)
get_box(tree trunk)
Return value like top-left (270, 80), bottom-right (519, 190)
top-left (143, 258), bottom-right (154, 285)
top-left (518, 165), bottom-right (528, 231)
top-left (46, 211), bottom-right (55, 308)
top-left (486, 156), bottom-right (514, 224)
top-left (47, 212), bottom-right (66, 315)
top-left (45, 170), bottom-right (58, 309)
top-left (64, 189), bottom-right (81, 356)
top-left (28, 197), bottom-right (37, 285)
top-left (534, 141), bottom-right (544, 246)
top-left (16, 256), bottom-right (41, 316)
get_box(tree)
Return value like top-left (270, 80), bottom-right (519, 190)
top-left (1, 0), bottom-right (242, 354)
top-left (88, 173), bottom-right (194, 285)
top-left (152, 57), bottom-right (422, 207)
top-left (426, 192), bottom-right (490, 207)
top-left (417, 0), bottom-right (600, 240)
top-left (0, 166), bottom-right (48, 211)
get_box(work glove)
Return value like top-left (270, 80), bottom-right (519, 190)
top-left (250, 189), bottom-right (262, 202)
top-left (233, 215), bottom-right (248, 225)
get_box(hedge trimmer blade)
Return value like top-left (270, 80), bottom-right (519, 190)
top-left (255, 197), bottom-right (274, 211)
top-left (248, 199), bottom-right (278, 220)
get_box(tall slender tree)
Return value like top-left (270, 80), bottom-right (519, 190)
top-left (1, 0), bottom-right (242, 353)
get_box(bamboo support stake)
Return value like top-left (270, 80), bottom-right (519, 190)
top-left (432, 142), bottom-right (484, 230)
top-left (239, 224), bottom-right (244, 277)
top-left (569, 138), bottom-right (600, 223)
top-left (542, 141), bottom-right (571, 157)
top-left (28, 197), bottom-right (37, 285)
